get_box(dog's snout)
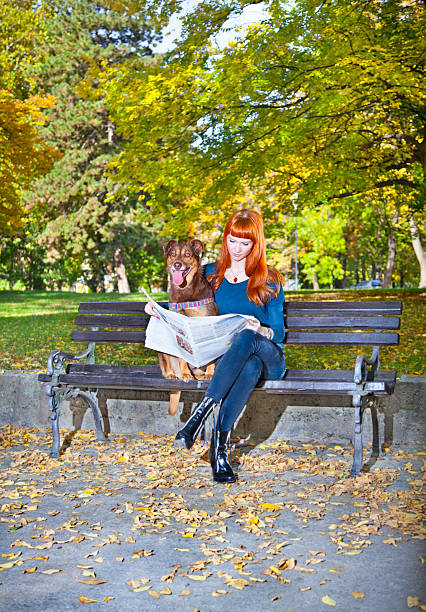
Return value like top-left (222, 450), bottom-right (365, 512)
top-left (173, 262), bottom-right (183, 270)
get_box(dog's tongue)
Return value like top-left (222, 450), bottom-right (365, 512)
top-left (172, 269), bottom-right (185, 286)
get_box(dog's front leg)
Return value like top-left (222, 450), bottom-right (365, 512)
top-left (178, 359), bottom-right (194, 380)
top-left (159, 353), bottom-right (180, 379)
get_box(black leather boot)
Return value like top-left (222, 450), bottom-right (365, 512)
top-left (211, 429), bottom-right (236, 483)
top-left (174, 396), bottom-right (217, 450)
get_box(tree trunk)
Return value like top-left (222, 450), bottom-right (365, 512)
top-left (114, 247), bottom-right (130, 293)
top-left (409, 214), bottom-right (426, 288)
top-left (312, 272), bottom-right (320, 290)
top-left (383, 210), bottom-right (399, 288)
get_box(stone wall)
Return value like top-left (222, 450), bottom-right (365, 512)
top-left (0, 372), bottom-right (424, 446)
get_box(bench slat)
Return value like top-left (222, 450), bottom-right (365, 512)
top-left (75, 315), bottom-right (149, 328)
top-left (77, 300), bottom-right (403, 317)
top-left (55, 373), bottom-right (394, 395)
top-left (78, 302), bottom-right (166, 314)
top-left (72, 330), bottom-right (146, 343)
top-left (285, 315), bottom-right (400, 330)
top-left (74, 314), bottom-right (400, 332)
top-left (71, 329), bottom-right (398, 345)
top-left (285, 301), bottom-right (402, 315)
top-left (63, 363), bottom-right (396, 384)
top-left (285, 331), bottom-right (399, 345)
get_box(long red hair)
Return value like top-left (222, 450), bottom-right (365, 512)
top-left (208, 209), bottom-right (282, 305)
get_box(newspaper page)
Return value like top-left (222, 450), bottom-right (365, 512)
top-left (141, 289), bottom-right (253, 368)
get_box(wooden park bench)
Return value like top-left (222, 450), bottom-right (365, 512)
top-left (38, 299), bottom-right (402, 476)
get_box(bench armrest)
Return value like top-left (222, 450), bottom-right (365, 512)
top-left (46, 344), bottom-right (95, 378)
top-left (354, 346), bottom-right (380, 385)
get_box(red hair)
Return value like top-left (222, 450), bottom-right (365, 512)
top-left (208, 209), bottom-right (282, 305)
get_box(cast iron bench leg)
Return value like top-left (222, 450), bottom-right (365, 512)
top-left (48, 389), bottom-right (60, 459)
top-left (370, 399), bottom-right (380, 457)
top-left (351, 393), bottom-right (364, 476)
top-left (78, 390), bottom-right (106, 442)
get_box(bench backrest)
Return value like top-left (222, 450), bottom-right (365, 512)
top-left (72, 300), bottom-right (401, 347)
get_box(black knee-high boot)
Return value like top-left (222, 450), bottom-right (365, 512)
top-left (174, 396), bottom-right (217, 450)
top-left (211, 428), bottom-right (236, 483)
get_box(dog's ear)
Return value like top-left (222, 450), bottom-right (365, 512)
top-left (163, 240), bottom-right (179, 255)
top-left (189, 239), bottom-right (203, 258)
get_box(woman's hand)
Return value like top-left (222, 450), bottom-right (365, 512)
top-left (244, 317), bottom-right (262, 333)
top-left (144, 302), bottom-right (159, 318)
top-left (245, 317), bottom-right (272, 339)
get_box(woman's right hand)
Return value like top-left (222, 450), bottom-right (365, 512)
top-left (144, 302), bottom-right (159, 318)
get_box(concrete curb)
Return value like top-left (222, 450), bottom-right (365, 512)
top-left (0, 371), bottom-right (424, 447)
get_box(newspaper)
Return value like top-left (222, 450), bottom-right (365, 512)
top-left (142, 288), bottom-right (254, 368)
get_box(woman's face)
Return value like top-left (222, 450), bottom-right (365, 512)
top-left (226, 233), bottom-right (254, 263)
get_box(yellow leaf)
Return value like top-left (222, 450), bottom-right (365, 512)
top-left (407, 597), bottom-right (419, 608)
top-left (76, 578), bottom-right (107, 585)
top-left (41, 569), bottom-right (62, 575)
top-left (352, 592), bottom-right (365, 599)
top-left (261, 503), bottom-right (280, 511)
top-left (132, 585), bottom-right (151, 593)
top-left (82, 570), bottom-right (96, 578)
top-left (187, 574), bottom-right (210, 581)
top-left (104, 597), bottom-right (114, 602)
top-left (0, 561), bottom-right (17, 570)
top-left (322, 595), bottom-right (337, 607)
top-left (160, 586), bottom-right (172, 595)
top-left (225, 578), bottom-right (250, 590)
top-left (179, 589), bottom-right (192, 596)
top-left (149, 590), bottom-right (160, 598)
top-left (22, 567), bottom-right (37, 574)
top-left (78, 596), bottom-right (97, 604)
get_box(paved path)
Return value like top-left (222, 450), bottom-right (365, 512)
top-left (0, 426), bottom-right (425, 611)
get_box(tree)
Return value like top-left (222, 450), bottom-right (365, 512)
top-left (99, 0), bottom-right (425, 284)
top-left (0, 0), bottom-right (58, 235)
top-left (22, 0), bottom-right (163, 290)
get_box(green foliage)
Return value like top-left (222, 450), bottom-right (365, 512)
top-left (0, 1), bottom-right (58, 235)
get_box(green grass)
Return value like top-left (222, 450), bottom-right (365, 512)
top-left (0, 289), bottom-right (424, 375)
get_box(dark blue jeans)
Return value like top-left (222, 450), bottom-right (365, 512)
top-left (205, 329), bottom-right (286, 431)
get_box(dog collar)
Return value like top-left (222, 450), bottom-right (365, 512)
top-left (168, 297), bottom-right (214, 312)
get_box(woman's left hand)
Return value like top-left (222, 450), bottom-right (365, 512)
top-left (245, 317), bottom-right (271, 338)
top-left (244, 317), bottom-right (262, 333)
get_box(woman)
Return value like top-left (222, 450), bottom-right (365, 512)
top-left (175, 209), bottom-right (286, 484)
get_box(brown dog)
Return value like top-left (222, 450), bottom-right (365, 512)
top-left (159, 239), bottom-right (218, 415)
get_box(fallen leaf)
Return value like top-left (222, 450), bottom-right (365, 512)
top-left (104, 597), bottom-right (114, 602)
top-left (78, 596), bottom-right (97, 604)
top-left (22, 567), bottom-right (37, 574)
top-left (322, 595), bottom-right (337, 607)
top-left (149, 590), bottom-right (160, 598)
top-left (132, 585), bottom-right (151, 593)
top-left (352, 592), bottom-right (365, 599)
top-left (160, 586), bottom-right (172, 595)
top-left (225, 577), bottom-right (250, 590)
top-left (41, 569), bottom-right (62, 575)
top-left (407, 597), bottom-right (419, 608)
top-left (179, 589), bottom-right (192, 596)
top-left (187, 573), bottom-right (211, 581)
top-left (76, 578), bottom-right (108, 585)
top-left (300, 587), bottom-right (311, 592)
top-left (271, 595), bottom-right (281, 601)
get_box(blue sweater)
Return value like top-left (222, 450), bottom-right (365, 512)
top-left (204, 262), bottom-right (285, 348)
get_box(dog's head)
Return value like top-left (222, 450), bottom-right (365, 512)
top-left (163, 239), bottom-right (203, 288)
